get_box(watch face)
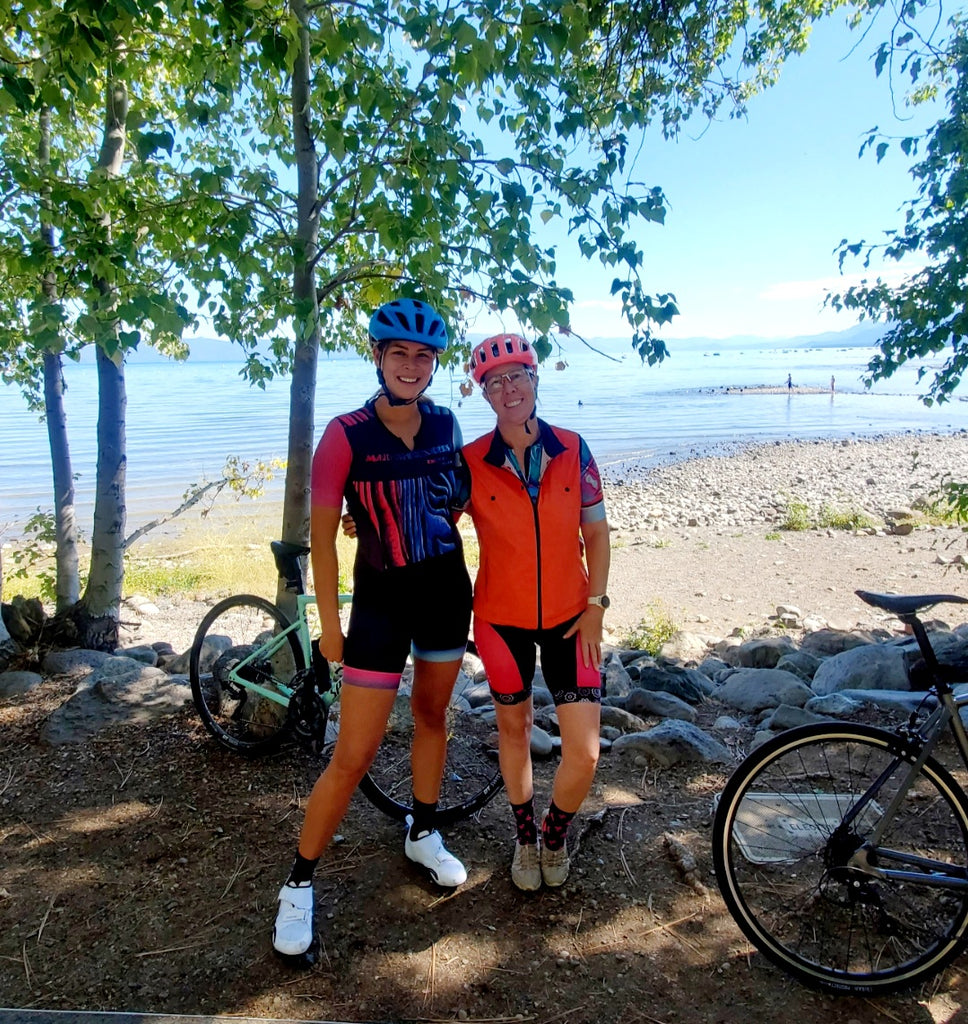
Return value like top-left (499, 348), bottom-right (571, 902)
top-left (600, 595), bottom-right (610, 609)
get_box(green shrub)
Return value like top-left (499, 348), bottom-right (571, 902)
top-left (817, 505), bottom-right (879, 531)
top-left (621, 601), bottom-right (679, 656)
top-left (780, 499), bottom-right (813, 531)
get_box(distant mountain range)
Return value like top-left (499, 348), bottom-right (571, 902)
top-left (122, 321), bottom-right (889, 363)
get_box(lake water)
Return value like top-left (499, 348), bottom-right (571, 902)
top-left (3, 337), bottom-right (967, 536)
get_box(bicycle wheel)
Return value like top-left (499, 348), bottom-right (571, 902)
top-left (189, 595), bottom-right (305, 756)
top-left (358, 679), bottom-right (504, 825)
top-left (713, 722), bottom-right (968, 994)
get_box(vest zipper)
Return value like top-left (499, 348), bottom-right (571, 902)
top-left (530, 492), bottom-right (542, 628)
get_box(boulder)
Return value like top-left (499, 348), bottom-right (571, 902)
top-left (612, 720), bottom-right (730, 767)
top-left (624, 688), bottom-right (697, 723)
top-left (721, 636), bottom-right (798, 669)
top-left (603, 653), bottom-right (634, 698)
top-left (0, 670), bottom-right (43, 697)
top-left (811, 644), bottom-right (910, 695)
top-left (40, 657), bottom-right (190, 745)
top-left (714, 668), bottom-right (814, 713)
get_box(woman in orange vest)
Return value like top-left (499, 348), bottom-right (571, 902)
top-left (462, 333), bottom-right (610, 890)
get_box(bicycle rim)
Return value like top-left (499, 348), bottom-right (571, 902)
top-left (713, 723), bottom-right (968, 994)
top-left (189, 595), bottom-right (305, 756)
top-left (358, 682), bottom-right (503, 825)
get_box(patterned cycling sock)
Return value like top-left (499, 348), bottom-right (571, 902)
top-left (410, 797), bottom-right (438, 840)
top-left (286, 852), bottom-right (319, 886)
top-left (511, 796), bottom-right (538, 846)
top-left (541, 800), bottom-right (575, 852)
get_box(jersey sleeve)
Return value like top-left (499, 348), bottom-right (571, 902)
top-left (578, 437), bottom-right (606, 524)
top-left (311, 417), bottom-right (352, 509)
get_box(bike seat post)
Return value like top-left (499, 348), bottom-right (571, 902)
top-left (902, 612), bottom-right (947, 693)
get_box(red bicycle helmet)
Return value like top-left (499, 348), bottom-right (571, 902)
top-left (469, 333), bottom-right (537, 384)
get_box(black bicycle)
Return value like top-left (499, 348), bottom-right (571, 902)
top-left (189, 541), bottom-right (503, 824)
top-left (713, 588), bottom-right (968, 994)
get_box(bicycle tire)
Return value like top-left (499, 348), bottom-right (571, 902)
top-left (189, 594), bottom-right (305, 756)
top-left (358, 679), bottom-right (504, 825)
top-left (713, 722), bottom-right (968, 994)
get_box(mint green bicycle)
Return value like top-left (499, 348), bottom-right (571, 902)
top-left (189, 541), bottom-right (503, 824)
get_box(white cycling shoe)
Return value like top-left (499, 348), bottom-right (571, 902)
top-left (404, 815), bottom-right (467, 887)
top-left (272, 881), bottom-right (315, 957)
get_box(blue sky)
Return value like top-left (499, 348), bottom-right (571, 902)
top-left (489, 11), bottom-right (943, 344)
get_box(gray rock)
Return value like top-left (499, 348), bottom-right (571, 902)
top-left (612, 720), bottom-right (730, 767)
top-left (169, 634), bottom-right (233, 677)
top-left (805, 693), bottom-right (864, 717)
top-left (775, 650), bottom-right (822, 680)
top-left (40, 657), bottom-right (191, 745)
top-left (762, 703), bottom-right (834, 730)
top-left (598, 704), bottom-right (646, 732)
top-left (698, 656), bottom-right (730, 680)
top-left (812, 644), bottom-right (911, 695)
top-left (714, 668), bottom-right (814, 713)
top-left (532, 684), bottom-right (555, 708)
top-left (600, 725), bottom-right (622, 741)
top-left (0, 670), bottom-right (43, 697)
top-left (455, 679), bottom-right (493, 709)
top-left (624, 688), bottom-right (697, 723)
top-left (41, 648), bottom-right (112, 677)
top-left (799, 629), bottom-right (879, 658)
top-left (116, 645), bottom-right (159, 667)
top-left (721, 636), bottom-right (797, 669)
top-left (658, 632), bottom-right (715, 663)
top-left (834, 688), bottom-right (936, 715)
top-left (603, 653), bottom-right (633, 698)
top-left (632, 664), bottom-right (708, 703)
top-left (712, 714), bottom-right (744, 731)
top-left (530, 724), bottom-right (554, 759)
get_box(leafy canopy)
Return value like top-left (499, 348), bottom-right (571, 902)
top-left (829, 6), bottom-right (967, 404)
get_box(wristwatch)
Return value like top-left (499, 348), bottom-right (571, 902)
top-left (587, 594), bottom-right (610, 609)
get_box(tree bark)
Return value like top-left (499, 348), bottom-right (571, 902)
top-left (38, 103), bottom-right (81, 611)
top-left (278, 0), bottom-right (321, 616)
top-left (75, 76), bottom-right (129, 650)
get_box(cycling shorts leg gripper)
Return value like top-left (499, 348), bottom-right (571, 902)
top-left (341, 665), bottom-right (402, 691)
top-left (473, 617), bottom-right (533, 706)
top-left (411, 642), bottom-right (467, 664)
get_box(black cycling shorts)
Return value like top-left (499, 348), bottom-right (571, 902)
top-left (341, 549), bottom-right (472, 687)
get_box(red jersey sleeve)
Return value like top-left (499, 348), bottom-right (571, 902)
top-left (311, 417), bottom-right (352, 510)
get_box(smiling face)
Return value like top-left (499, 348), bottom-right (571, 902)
top-left (482, 361), bottom-right (537, 429)
top-left (374, 340), bottom-right (438, 401)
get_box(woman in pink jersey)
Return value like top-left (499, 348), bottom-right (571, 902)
top-left (272, 299), bottom-right (472, 965)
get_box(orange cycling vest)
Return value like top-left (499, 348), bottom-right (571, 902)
top-left (463, 421), bottom-right (589, 630)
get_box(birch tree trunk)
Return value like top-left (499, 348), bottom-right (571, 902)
top-left (75, 77), bottom-right (129, 650)
top-left (277, 0), bottom-right (321, 617)
top-left (41, 103), bottom-right (80, 612)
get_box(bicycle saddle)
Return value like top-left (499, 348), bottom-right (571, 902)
top-left (856, 589), bottom-right (968, 615)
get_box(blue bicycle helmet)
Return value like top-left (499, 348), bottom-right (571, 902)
top-left (368, 298), bottom-right (448, 351)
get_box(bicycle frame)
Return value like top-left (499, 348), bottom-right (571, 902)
top-left (223, 593), bottom-right (350, 710)
top-left (841, 614), bottom-right (968, 889)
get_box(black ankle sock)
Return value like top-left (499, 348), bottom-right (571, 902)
top-left (542, 800), bottom-right (575, 852)
top-left (410, 797), bottom-right (438, 840)
top-left (286, 852), bottom-right (318, 886)
top-left (511, 796), bottom-right (538, 845)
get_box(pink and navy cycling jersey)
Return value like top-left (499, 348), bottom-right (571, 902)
top-left (311, 399), bottom-right (465, 571)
